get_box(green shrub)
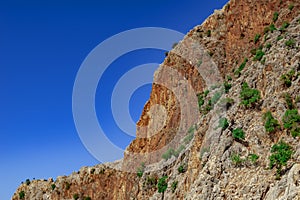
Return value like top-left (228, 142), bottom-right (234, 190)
top-left (248, 154), bottom-right (259, 163)
top-left (265, 43), bottom-right (272, 49)
top-left (231, 154), bottom-right (244, 166)
top-left (65, 182), bottom-right (71, 190)
top-left (219, 117), bottom-right (229, 130)
top-left (232, 128), bottom-right (245, 140)
top-left (197, 93), bottom-right (205, 108)
top-left (224, 82), bottom-right (232, 93)
top-left (211, 92), bottom-right (222, 105)
top-left (178, 164), bottom-right (187, 173)
top-left (219, 98), bottom-right (234, 109)
top-left (51, 184), bottom-right (56, 190)
top-left (25, 179), bottom-right (30, 186)
top-left (288, 4), bottom-right (294, 11)
top-left (234, 58), bottom-right (248, 76)
top-left (281, 69), bottom-right (295, 87)
top-left (269, 141), bottom-right (293, 177)
top-left (273, 12), bottom-right (279, 22)
top-left (284, 93), bottom-right (294, 109)
top-left (226, 75), bottom-right (232, 81)
top-left (263, 111), bottom-right (280, 133)
top-left (250, 48), bottom-right (257, 55)
top-left (277, 35), bottom-right (284, 41)
top-left (254, 34), bottom-right (261, 44)
top-left (291, 126), bottom-right (300, 138)
top-left (253, 49), bottom-right (265, 61)
top-left (283, 109), bottom-right (300, 129)
top-left (184, 131), bottom-right (194, 144)
top-left (137, 162), bottom-right (145, 178)
top-left (171, 181), bottom-right (178, 193)
top-left (84, 197), bottom-right (92, 200)
top-left (19, 191), bottom-right (25, 199)
top-left (264, 26), bottom-right (270, 35)
top-left (73, 194), bottom-right (79, 200)
top-left (240, 82), bottom-right (261, 107)
top-left (162, 148), bottom-right (176, 160)
top-left (280, 22), bottom-right (290, 30)
top-left (146, 176), bottom-right (157, 187)
top-left (285, 39), bottom-right (295, 47)
top-left (206, 30), bottom-right (211, 37)
top-left (174, 145), bottom-right (185, 157)
top-left (269, 24), bottom-right (277, 32)
top-left (204, 90), bottom-right (209, 97)
top-left (197, 59), bottom-right (202, 66)
top-left (157, 176), bottom-right (168, 193)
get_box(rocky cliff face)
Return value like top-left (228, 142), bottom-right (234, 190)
top-left (12, 0), bottom-right (300, 199)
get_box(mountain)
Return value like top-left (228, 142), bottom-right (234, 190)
top-left (12, 0), bottom-right (300, 199)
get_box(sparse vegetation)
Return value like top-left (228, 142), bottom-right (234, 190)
top-left (234, 58), bottom-right (248, 76)
top-left (145, 176), bottom-right (157, 188)
top-left (219, 117), bottom-right (229, 130)
top-left (73, 193), bottom-right (79, 200)
top-left (224, 82), bottom-right (232, 93)
top-left (269, 24), bottom-right (277, 32)
top-left (269, 141), bottom-right (293, 178)
top-left (19, 191), bottom-right (25, 199)
top-left (51, 184), bottom-right (56, 190)
top-left (254, 34), bottom-right (261, 44)
top-left (211, 91), bottom-right (222, 105)
top-left (137, 162), bottom-right (145, 178)
top-left (284, 93), bottom-right (294, 109)
top-left (197, 93), bottom-right (205, 108)
top-left (219, 98), bottom-right (234, 109)
top-left (226, 75), bottom-right (232, 81)
top-left (206, 30), bottom-right (211, 37)
top-left (204, 90), bottom-right (209, 97)
top-left (171, 181), bottom-right (178, 193)
top-left (25, 179), bottom-right (30, 186)
top-left (248, 154), bottom-right (259, 163)
top-left (285, 39), bottom-right (295, 47)
top-left (65, 182), bottom-right (71, 190)
top-left (273, 12), bottom-right (279, 22)
top-left (162, 148), bottom-right (175, 160)
top-left (253, 49), bottom-right (265, 61)
top-left (263, 111), bottom-right (280, 133)
top-left (231, 154), bottom-right (244, 166)
top-left (232, 128), bottom-right (245, 140)
top-left (197, 59), bottom-right (202, 66)
top-left (84, 197), bottom-right (92, 200)
top-left (178, 164), bottom-right (187, 173)
top-left (282, 109), bottom-right (300, 137)
top-left (281, 69), bottom-right (295, 87)
top-left (277, 35), bottom-right (283, 41)
top-left (280, 22), bottom-right (290, 31)
top-left (288, 4), bottom-right (294, 11)
top-left (265, 43), bottom-right (272, 49)
top-left (240, 82), bottom-right (261, 107)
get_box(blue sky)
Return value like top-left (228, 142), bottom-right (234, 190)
top-left (0, 0), bottom-right (228, 199)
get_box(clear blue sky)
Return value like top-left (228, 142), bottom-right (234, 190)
top-left (0, 0), bottom-right (228, 199)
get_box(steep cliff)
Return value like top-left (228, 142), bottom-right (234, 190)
top-left (13, 0), bottom-right (300, 199)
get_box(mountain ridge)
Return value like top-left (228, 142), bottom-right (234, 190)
top-left (12, 0), bottom-right (300, 199)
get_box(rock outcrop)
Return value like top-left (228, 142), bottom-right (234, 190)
top-left (12, 0), bottom-right (300, 199)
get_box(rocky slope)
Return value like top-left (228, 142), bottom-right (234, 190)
top-left (12, 0), bottom-right (300, 199)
